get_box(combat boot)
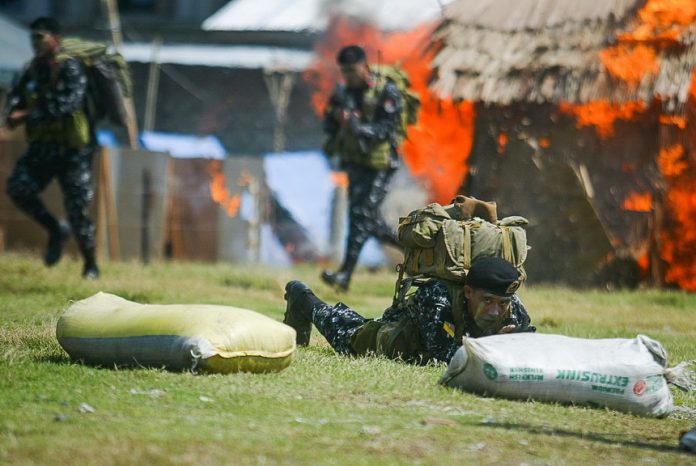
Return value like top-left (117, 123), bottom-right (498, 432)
top-left (44, 221), bottom-right (71, 267)
top-left (82, 262), bottom-right (100, 280)
top-left (320, 270), bottom-right (351, 292)
top-left (81, 248), bottom-right (100, 280)
top-left (283, 280), bottom-right (322, 346)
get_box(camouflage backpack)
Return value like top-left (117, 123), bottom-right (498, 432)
top-left (370, 64), bottom-right (420, 145)
top-left (396, 195), bottom-right (530, 285)
top-left (58, 37), bottom-right (133, 127)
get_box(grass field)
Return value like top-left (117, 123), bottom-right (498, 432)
top-left (1, 252), bottom-right (695, 465)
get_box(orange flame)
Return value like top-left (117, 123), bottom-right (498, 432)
top-left (621, 191), bottom-right (653, 212)
top-left (658, 72), bottom-right (696, 291)
top-left (660, 179), bottom-right (696, 290)
top-left (303, 17), bottom-right (474, 204)
top-left (557, 0), bottom-right (696, 291)
top-left (658, 144), bottom-right (687, 177)
top-left (561, 0), bottom-right (692, 138)
top-left (659, 114), bottom-right (687, 128)
top-left (497, 133), bottom-right (508, 154)
top-left (207, 160), bottom-right (241, 216)
top-left (600, 44), bottom-right (659, 86)
top-left (330, 171), bottom-right (349, 188)
top-left (559, 101), bottom-right (647, 138)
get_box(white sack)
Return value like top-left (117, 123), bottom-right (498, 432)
top-left (440, 333), bottom-right (693, 417)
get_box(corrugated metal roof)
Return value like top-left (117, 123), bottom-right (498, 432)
top-left (203, 0), bottom-right (453, 32)
top-left (0, 14), bottom-right (32, 88)
top-left (121, 43), bottom-right (313, 71)
top-left (203, 0), bottom-right (327, 32)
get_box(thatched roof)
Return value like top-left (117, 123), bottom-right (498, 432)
top-left (430, 0), bottom-right (696, 113)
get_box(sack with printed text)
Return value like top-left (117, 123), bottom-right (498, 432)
top-left (440, 333), bottom-right (695, 417)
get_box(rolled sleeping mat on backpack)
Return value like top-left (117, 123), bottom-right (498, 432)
top-left (56, 292), bottom-right (296, 374)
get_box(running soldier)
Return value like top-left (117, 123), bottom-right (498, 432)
top-left (320, 45), bottom-right (407, 291)
top-left (284, 256), bottom-right (536, 364)
top-left (4, 17), bottom-right (99, 279)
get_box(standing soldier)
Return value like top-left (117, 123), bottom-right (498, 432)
top-left (4, 17), bottom-right (99, 279)
top-left (320, 45), bottom-right (406, 291)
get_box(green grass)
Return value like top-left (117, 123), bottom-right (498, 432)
top-left (1, 252), bottom-right (695, 465)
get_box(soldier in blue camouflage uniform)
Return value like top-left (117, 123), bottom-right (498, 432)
top-left (320, 45), bottom-right (403, 291)
top-left (4, 17), bottom-right (99, 279)
top-left (285, 256), bottom-right (535, 364)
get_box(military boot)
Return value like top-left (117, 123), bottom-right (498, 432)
top-left (44, 221), bottom-right (71, 267)
top-left (82, 261), bottom-right (100, 280)
top-left (320, 270), bottom-right (351, 292)
top-left (283, 280), bottom-right (322, 346)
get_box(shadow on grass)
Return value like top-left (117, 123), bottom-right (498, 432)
top-left (478, 421), bottom-right (684, 453)
top-left (33, 353), bottom-right (72, 365)
top-left (34, 353), bottom-right (174, 372)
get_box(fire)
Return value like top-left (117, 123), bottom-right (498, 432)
top-left (559, 101), bottom-right (647, 138)
top-left (303, 17), bottom-right (474, 204)
top-left (621, 191), bottom-right (653, 212)
top-left (330, 171), bottom-right (349, 188)
top-left (659, 114), bottom-right (687, 128)
top-left (658, 71), bottom-right (696, 291)
top-left (600, 44), bottom-right (659, 86)
top-left (658, 144), bottom-right (687, 177)
top-left (630, 0), bottom-right (696, 40)
top-left (207, 160), bottom-right (241, 216)
top-left (556, 0), bottom-right (696, 291)
top-left (562, 0), bottom-right (693, 139)
top-left (660, 174), bottom-right (696, 290)
top-left (497, 133), bottom-right (508, 154)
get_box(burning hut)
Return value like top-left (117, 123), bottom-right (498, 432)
top-left (429, 0), bottom-right (696, 289)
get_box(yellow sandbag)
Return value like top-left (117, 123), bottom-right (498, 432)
top-left (56, 292), bottom-right (296, 373)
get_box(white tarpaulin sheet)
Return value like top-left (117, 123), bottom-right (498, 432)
top-left (121, 43), bottom-right (313, 71)
top-left (203, 0), bottom-right (454, 32)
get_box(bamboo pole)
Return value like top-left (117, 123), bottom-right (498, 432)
top-left (143, 37), bottom-right (162, 133)
top-left (101, 0), bottom-right (139, 149)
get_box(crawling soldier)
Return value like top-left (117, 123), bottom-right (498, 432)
top-left (284, 256), bottom-right (536, 364)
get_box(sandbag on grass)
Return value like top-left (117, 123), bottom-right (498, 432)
top-left (56, 292), bottom-right (296, 373)
top-left (440, 333), bottom-right (695, 417)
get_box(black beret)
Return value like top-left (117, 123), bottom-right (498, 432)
top-left (466, 256), bottom-right (521, 297)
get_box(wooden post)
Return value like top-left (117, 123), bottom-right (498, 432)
top-left (247, 177), bottom-right (261, 263)
top-left (99, 146), bottom-right (120, 259)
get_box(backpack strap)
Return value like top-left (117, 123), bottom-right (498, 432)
top-left (501, 226), bottom-right (513, 263)
top-left (462, 222), bottom-right (472, 269)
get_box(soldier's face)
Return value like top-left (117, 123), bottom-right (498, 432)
top-left (464, 286), bottom-right (512, 335)
top-left (31, 30), bottom-right (60, 58)
top-left (340, 62), bottom-right (370, 89)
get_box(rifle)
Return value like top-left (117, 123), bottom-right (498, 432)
top-left (332, 85), bottom-right (368, 154)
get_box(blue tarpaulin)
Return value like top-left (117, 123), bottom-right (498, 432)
top-left (0, 14), bottom-right (31, 88)
top-left (139, 131), bottom-right (227, 159)
top-left (263, 151), bottom-right (386, 267)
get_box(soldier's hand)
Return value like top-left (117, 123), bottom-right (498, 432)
top-left (497, 324), bottom-right (517, 334)
top-left (7, 110), bottom-right (27, 128)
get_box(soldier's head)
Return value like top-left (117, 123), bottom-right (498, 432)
top-left (29, 17), bottom-right (61, 58)
top-left (337, 45), bottom-right (370, 89)
top-left (464, 256), bottom-right (521, 335)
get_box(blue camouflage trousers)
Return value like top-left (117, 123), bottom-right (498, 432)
top-left (5, 142), bottom-right (97, 259)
